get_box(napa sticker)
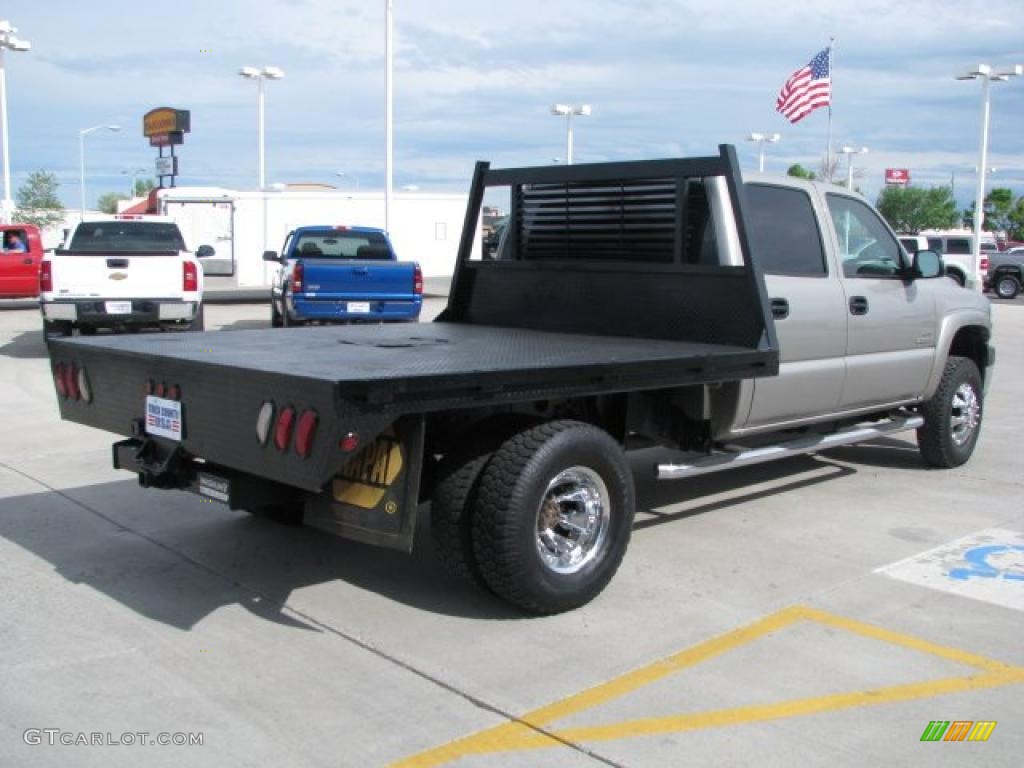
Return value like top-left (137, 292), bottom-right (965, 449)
top-left (332, 429), bottom-right (403, 511)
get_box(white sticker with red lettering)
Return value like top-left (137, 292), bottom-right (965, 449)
top-left (145, 396), bottom-right (182, 441)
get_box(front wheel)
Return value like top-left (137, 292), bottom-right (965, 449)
top-left (473, 420), bottom-right (634, 614)
top-left (917, 356), bottom-right (983, 468)
top-left (994, 273), bottom-right (1020, 300)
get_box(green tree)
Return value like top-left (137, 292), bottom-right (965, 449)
top-left (787, 164), bottom-right (816, 180)
top-left (1007, 198), bottom-right (1024, 241)
top-left (963, 188), bottom-right (1016, 232)
top-left (875, 185), bottom-right (957, 234)
top-left (97, 192), bottom-right (129, 214)
top-left (134, 178), bottom-right (156, 198)
top-left (14, 170), bottom-right (65, 229)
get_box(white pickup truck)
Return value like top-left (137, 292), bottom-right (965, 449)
top-left (40, 215), bottom-right (211, 337)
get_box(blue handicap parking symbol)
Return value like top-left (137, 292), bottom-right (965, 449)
top-left (948, 544), bottom-right (1024, 582)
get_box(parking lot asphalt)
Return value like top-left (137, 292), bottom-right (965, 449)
top-left (1, 298), bottom-right (1022, 767)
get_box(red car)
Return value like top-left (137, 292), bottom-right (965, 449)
top-left (0, 223), bottom-right (45, 298)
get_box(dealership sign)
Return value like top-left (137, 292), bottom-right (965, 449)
top-left (885, 168), bottom-right (910, 186)
top-left (142, 107), bottom-right (190, 188)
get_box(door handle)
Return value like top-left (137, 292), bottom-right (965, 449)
top-left (22, 258), bottom-right (33, 265)
top-left (849, 296), bottom-right (869, 316)
top-left (353, 266), bottom-right (369, 275)
top-left (770, 298), bottom-right (790, 319)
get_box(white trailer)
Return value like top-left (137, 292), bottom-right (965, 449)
top-left (155, 186), bottom-right (475, 287)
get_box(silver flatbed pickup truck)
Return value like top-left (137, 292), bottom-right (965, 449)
top-left (47, 146), bottom-right (993, 614)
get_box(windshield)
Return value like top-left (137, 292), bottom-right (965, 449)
top-left (291, 231), bottom-right (392, 259)
top-left (68, 222), bottom-right (185, 252)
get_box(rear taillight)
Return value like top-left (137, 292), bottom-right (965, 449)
top-left (183, 261), bottom-right (199, 292)
top-left (413, 263), bottom-right (423, 295)
top-left (54, 363), bottom-right (68, 398)
top-left (292, 262), bottom-right (304, 293)
top-left (274, 407), bottom-right (296, 451)
top-left (65, 364), bottom-right (81, 401)
top-left (40, 261), bottom-right (53, 293)
top-left (77, 367), bottom-right (93, 403)
top-left (980, 258), bottom-right (989, 274)
top-left (295, 410), bottom-right (318, 458)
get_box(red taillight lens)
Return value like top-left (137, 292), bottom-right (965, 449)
top-left (295, 410), bottom-right (318, 458)
top-left (166, 384), bottom-right (180, 401)
top-left (183, 261), bottom-right (199, 292)
top-left (40, 261), bottom-right (53, 293)
top-left (54, 363), bottom-right (68, 398)
top-left (413, 263), bottom-right (423, 295)
top-left (154, 381), bottom-right (166, 398)
top-left (339, 432), bottom-right (360, 453)
top-left (292, 261), bottom-right (304, 293)
top-left (980, 258), bottom-right (989, 273)
top-left (66, 364), bottom-right (81, 401)
top-left (275, 407), bottom-right (296, 451)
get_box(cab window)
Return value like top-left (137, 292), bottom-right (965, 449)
top-left (827, 195), bottom-right (905, 278)
top-left (745, 184), bottom-right (827, 276)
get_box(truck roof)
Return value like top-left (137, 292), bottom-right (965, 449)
top-left (292, 225), bottom-right (387, 235)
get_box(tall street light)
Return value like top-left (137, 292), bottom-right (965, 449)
top-left (550, 104), bottom-right (591, 165)
top-left (746, 132), bottom-right (780, 173)
top-left (839, 146), bottom-right (868, 190)
top-left (957, 63), bottom-right (1022, 287)
top-left (0, 19), bottom-right (30, 224)
top-left (79, 124), bottom-right (120, 219)
top-left (238, 66), bottom-right (284, 189)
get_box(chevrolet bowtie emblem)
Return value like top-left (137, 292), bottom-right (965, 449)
top-left (109, 272), bottom-right (128, 281)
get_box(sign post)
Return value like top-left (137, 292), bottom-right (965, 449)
top-left (143, 107), bottom-right (190, 188)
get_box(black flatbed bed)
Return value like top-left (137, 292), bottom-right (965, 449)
top-left (64, 322), bottom-right (773, 407)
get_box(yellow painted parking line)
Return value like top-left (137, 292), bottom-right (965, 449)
top-left (390, 605), bottom-right (1024, 768)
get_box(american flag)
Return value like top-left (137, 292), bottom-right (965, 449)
top-left (776, 48), bottom-right (831, 124)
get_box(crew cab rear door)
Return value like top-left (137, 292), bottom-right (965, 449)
top-left (742, 183), bottom-right (848, 428)
top-left (826, 193), bottom-right (936, 408)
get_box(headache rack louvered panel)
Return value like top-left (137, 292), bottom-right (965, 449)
top-left (517, 179), bottom-right (677, 263)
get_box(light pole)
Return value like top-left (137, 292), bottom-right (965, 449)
top-left (238, 66), bottom-right (284, 189)
top-left (0, 20), bottom-right (30, 224)
top-left (79, 124), bottom-right (120, 219)
top-left (957, 63), bottom-right (1022, 288)
top-left (385, 0), bottom-right (393, 233)
top-left (839, 145), bottom-right (868, 190)
top-left (122, 167), bottom-right (146, 198)
top-left (746, 132), bottom-right (780, 173)
top-left (550, 104), bottom-right (591, 165)
top-left (335, 171), bottom-right (360, 191)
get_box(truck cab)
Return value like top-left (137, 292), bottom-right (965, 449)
top-left (0, 223), bottom-right (45, 298)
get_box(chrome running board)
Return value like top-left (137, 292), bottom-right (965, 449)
top-left (656, 415), bottom-right (925, 481)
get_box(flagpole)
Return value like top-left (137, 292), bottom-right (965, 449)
top-left (826, 37), bottom-right (834, 181)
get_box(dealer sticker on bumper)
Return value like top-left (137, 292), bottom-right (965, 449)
top-left (145, 396), bottom-right (182, 441)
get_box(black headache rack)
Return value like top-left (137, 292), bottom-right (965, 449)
top-left (48, 144), bottom-right (778, 552)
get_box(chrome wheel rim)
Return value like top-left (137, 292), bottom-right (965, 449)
top-left (535, 467), bottom-right (610, 575)
top-left (950, 382), bottom-right (980, 447)
top-left (997, 278), bottom-right (1016, 297)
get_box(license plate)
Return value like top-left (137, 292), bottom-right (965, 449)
top-left (198, 472), bottom-right (230, 503)
top-left (105, 301), bottom-right (132, 314)
top-left (145, 396), bottom-right (182, 441)
top-left (347, 302), bottom-right (371, 314)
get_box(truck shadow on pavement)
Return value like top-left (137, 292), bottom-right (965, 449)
top-left (0, 442), bottom-right (927, 629)
top-left (0, 329), bottom-right (48, 359)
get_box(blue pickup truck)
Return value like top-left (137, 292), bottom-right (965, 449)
top-left (265, 225), bottom-right (422, 326)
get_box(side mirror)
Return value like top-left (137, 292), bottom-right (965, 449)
top-left (262, 250), bottom-right (280, 262)
top-left (196, 245), bottom-right (215, 258)
top-left (911, 249), bottom-right (943, 279)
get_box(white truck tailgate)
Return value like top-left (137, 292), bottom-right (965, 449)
top-left (51, 253), bottom-right (183, 299)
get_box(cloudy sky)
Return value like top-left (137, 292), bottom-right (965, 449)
top-left (3, 0), bottom-right (1022, 209)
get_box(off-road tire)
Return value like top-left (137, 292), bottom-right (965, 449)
top-left (189, 303), bottom-right (205, 331)
top-left (918, 356), bottom-right (983, 468)
top-left (271, 301), bottom-right (283, 327)
top-left (429, 415), bottom-right (540, 588)
top-left (473, 420), bottom-right (634, 614)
